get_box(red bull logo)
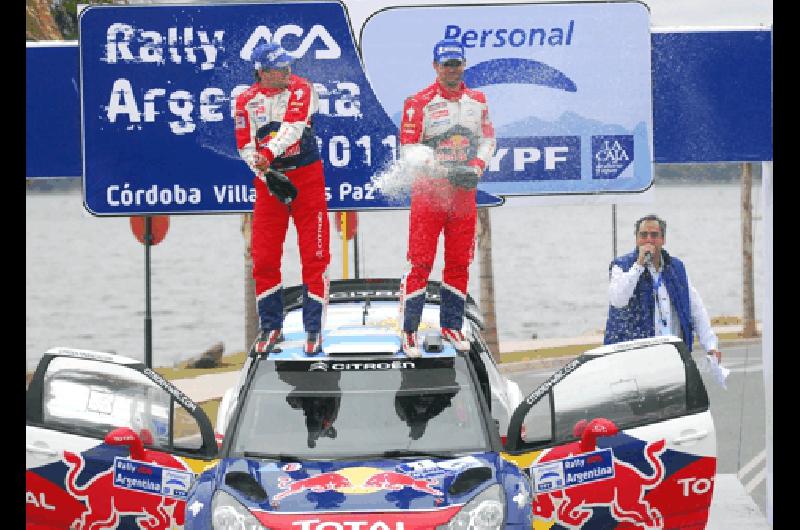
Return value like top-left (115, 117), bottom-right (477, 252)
top-left (435, 134), bottom-right (471, 162)
top-left (363, 471), bottom-right (443, 496)
top-left (274, 472), bottom-right (354, 501)
top-left (61, 448), bottom-right (190, 530)
top-left (532, 439), bottom-right (667, 528)
top-left (256, 130), bottom-right (301, 157)
top-left (273, 467), bottom-right (443, 501)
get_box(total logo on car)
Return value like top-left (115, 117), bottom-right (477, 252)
top-left (26, 279), bottom-right (717, 529)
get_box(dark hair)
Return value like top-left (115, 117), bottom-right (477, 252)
top-left (635, 214), bottom-right (666, 237)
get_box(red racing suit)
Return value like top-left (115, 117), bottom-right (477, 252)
top-left (235, 75), bottom-right (330, 332)
top-left (399, 80), bottom-right (496, 332)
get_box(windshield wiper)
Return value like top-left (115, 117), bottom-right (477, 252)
top-left (242, 451), bottom-right (304, 462)
top-left (377, 449), bottom-right (459, 459)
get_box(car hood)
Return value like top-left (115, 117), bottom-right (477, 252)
top-left (216, 452), bottom-right (502, 526)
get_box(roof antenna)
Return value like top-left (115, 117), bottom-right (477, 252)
top-left (362, 295), bottom-right (371, 326)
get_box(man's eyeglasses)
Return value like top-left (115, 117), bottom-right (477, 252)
top-left (441, 59), bottom-right (464, 67)
top-left (638, 231), bottom-right (662, 239)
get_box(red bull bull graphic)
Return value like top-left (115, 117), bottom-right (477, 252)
top-left (272, 468), bottom-right (444, 502)
top-left (60, 449), bottom-right (191, 530)
top-left (434, 134), bottom-right (472, 163)
top-left (531, 440), bottom-right (667, 529)
top-left (363, 471), bottom-right (443, 496)
top-left (26, 470), bottom-right (86, 529)
top-left (273, 472), bottom-right (354, 501)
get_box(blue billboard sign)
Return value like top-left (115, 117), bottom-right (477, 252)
top-left (79, 2), bottom-right (504, 215)
top-left (32, 5), bottom-right (771, 203)
top-left (361, 2), bottom-right (654, 196)
top-left (26, 42), bottom-right (82, 178)
top-left (652, 29), bottom-right (772, 163)
top-left (79, 1), bottom-right (653, 215)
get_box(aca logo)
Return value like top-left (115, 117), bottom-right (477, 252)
top-left (241, 25), bottom-right (341, 61)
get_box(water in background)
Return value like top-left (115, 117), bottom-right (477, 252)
top-left (26, 182), bottom-right (763, 370)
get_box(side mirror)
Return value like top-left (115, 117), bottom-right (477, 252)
top-left (575, 418), bottom-right (619, 452)
top-left (104, 426), bottom-right (146, 460)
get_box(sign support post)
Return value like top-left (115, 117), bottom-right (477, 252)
top-left (144, 216), bottom-right (153, 369)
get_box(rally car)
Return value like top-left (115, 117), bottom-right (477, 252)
top-left (26, 279), bottom-right (717, 530)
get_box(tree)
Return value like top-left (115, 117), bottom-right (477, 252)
top-left (26, 0), bottom-right (121, 41)
top-left (26, 0), bottom-right (63, 40)
top-left (477, 208), bottom-right (500, 362)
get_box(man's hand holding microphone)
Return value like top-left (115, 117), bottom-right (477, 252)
top-left (637, 243), bottom-right (655, 267)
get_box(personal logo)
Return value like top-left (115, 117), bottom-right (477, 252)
top-left (592, 135), bottom-right (634, 179)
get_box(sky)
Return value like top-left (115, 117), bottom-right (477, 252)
top-left (345, 0), bottom-right (773, 34)
top-left (125, 0), bottom-right (772, 31)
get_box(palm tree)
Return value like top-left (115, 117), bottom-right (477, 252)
top-left (477, 208), bottom-right (500, 362)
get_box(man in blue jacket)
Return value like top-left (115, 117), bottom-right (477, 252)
top-left (604, 214), bottom-right (723, 362)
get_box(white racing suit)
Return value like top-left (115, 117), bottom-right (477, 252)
top-left (235, 75), bottom-right (330, 333)
top-left (399, 80), bottom-right (496, 332)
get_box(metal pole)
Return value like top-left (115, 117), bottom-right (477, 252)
top-left (144, 216), bottom-right (153, 369)
top-left (612, 204), bottom-right (618, 259)
top-left (341, 213), bottom-right (349, 279)
top-left (762, 160), bottom-right (773, 525)
top-left (741, 162), bottom-right (757, 337)
top-left (354, 227), bottom-right (360, 279)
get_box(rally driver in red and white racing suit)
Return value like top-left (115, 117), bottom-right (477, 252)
top-left (399, 39), bottom-right (496, 356)
top-left (235, 42), bottom-right (330, 355)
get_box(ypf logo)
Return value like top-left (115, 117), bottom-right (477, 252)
top-left (241, 25), bottom-right (341, 61)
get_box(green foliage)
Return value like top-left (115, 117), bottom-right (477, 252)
top-left (52, 0), bottom-right (123, 40)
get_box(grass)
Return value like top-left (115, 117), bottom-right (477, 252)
top-left (198, 398), bottom-right (221, 427)
top-left (153, 351), bottom-right (248, 380)
top-left (499, 343), bottom-right (597, 364)
top-left (24, 317), bottom-right (758, 388)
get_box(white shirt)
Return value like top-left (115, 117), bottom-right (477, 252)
top-left (609, 261), bottom-right (718, 352)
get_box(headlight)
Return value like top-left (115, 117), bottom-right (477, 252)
top-left (211, 489), bottom-right (268, 530)
top-left (436, 483), bottom-right (505, 530)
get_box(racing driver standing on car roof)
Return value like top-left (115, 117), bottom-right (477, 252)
top-left (235, 41), bottom-right (330, 356)
top-left (398, 39), bottom-right (496, 357)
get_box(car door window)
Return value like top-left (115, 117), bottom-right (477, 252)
top-left (508, 342), bottom-right (694, 452)
top-left (551, 344), bottom-right (686, 443)
top-left (41, 357), bottom-right (201, 451)
top-left (521, 394), bottom-right (553, 445)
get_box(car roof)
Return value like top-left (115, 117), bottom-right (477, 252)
top-left (265, 278), bottom-right (482, 361)
top-left (265, 326), bottom-right (459, 361)
top-left (283, 278), bottom-right (484, 330)
top-left (42, 346), bottom-right (141, 366)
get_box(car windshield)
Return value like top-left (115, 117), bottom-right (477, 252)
top-left (228, 356), bottom-right (490, 459)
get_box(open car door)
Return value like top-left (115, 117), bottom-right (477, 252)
top-left (26, 348), bottom-right (218, 530)
top-left (504, 337), bottom-right (716, 529)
